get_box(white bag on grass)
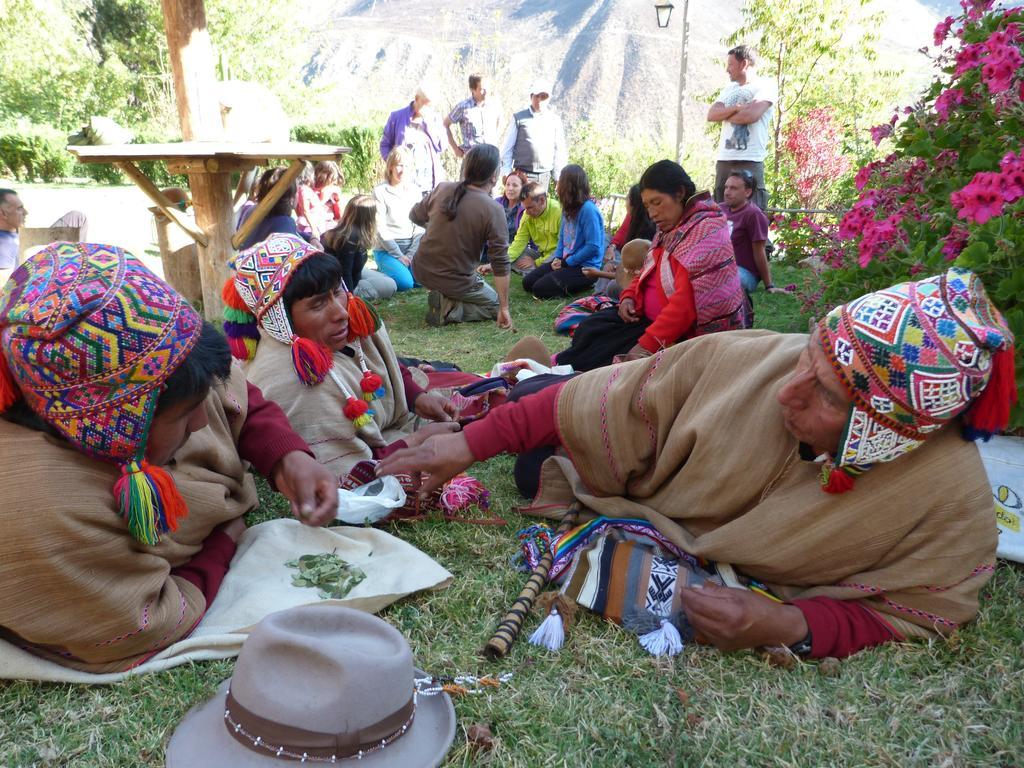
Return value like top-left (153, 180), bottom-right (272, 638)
top-left (336, 475), bottom-right (406, 524)
top-left (977, 435), bottom-right (1024, 563)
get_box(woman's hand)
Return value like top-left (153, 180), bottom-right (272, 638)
top-left (678, 582), bottom-right (809, 652)
top-left (272, 450), bottom-right (339, 527)
top-left (414, 391), bottom-right (457, 422)
top-left (551, 258), bottom-right (563, 271)
top-left (581, 267), bottom-right (598, 279)
top-left (376, 432), bottom-right (475, 496)
top-left (403, 420), bottom-right (461, 449)
top-left (618, 297), bottom-right (639, 323)
top-left (612, 344), bottom-right (651, 364)
top-left (496, 306), bottom-right (513, 330)
top-left (399, 255), bottom-right (412, 267)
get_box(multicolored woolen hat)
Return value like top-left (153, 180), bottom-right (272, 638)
top-left (817, 266), bottom-right (1016, 493)
top-left (222, 233), bottom-right (380, 385)
top-left (0, 242), bottom-right (202, 543)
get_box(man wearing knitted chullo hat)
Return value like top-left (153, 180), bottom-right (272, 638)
top-left (379, 268), bottom-right (1017, 659)
top-left (0, 243), bottom-right (338, 673)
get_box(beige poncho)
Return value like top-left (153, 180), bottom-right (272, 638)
top-left (0, 369), bottom-right (257, 672)
top-left (245, 325), bottom-right (417, 478)
top-left (531, 330), bottom-right (997, 638)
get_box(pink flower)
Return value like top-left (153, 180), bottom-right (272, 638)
top-left (854, 164), bottom-right (874, 191)
top-left (980, 45), bottom-right (1022, 93)
top-left (870, 123), bottom-right (893, 145)
top-left (934, 16), bottom-right (955, 46)
top-left (934, 88), bottom-right (965, 122)
top-left (961, 0), bottom-right (995, 21)
top-left (856, 214), bottom-right (904, 268)
top-left (954, 43), bottom-right (987, 75)
top-left (942, 226), bottom-right (970, 261)
top-left (953, 172), bottom-right (1006, 224)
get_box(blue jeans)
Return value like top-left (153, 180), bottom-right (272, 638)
top-left (738, 266), bottom-right (760, 293)
top-left (373, 250), bottom-right (416, 291)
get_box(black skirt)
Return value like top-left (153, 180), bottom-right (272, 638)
top-left (553, 307), bottom-right (652, 372)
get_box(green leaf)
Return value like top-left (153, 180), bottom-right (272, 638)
top-left (967, 150), bottom-right (998, 171)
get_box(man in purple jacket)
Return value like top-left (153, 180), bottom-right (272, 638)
top-left (380, 86), bottom-right (446, 194)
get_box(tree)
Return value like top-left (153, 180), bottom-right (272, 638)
top-left (727, 0), bottom-right (901, 207)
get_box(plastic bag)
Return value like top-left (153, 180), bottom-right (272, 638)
top-left (977, 435), bottom-right (1024, 563)
top-left (335, 475), bottom-right (407, 525)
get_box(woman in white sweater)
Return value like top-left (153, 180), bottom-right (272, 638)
top-left (373, 147), bottom-right (425, 291)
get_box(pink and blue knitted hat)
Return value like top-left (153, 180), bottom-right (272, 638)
top-left (0, 242), bottom-right (202, 543)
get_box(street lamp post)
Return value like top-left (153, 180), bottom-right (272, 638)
top-left (655, 1), bottom-right (690, 164)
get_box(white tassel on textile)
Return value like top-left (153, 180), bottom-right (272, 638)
top-left (528, 606), bottom-right (565, 651)
top-left (638, 618), bottom-right (683, 657)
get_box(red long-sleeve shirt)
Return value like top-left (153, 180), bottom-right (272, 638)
top-left (618, 249), bottom-right (697, 353)
top-left (463, 386), bottom-right (898, 659)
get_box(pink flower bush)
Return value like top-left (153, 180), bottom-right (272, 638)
top-left (790, 2), bottom-right (1024, 424)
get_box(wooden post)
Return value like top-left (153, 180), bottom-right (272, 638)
top-left (160, 0), bottom-right (231, 319)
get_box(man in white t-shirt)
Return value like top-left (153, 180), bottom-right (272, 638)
top-left (707, 45), bottom-right (777, 211)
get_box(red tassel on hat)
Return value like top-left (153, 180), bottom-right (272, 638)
top-left (221, 277), bottom-right (250, 311)
top-left (0, 352), bottom-right (20, 412)
top-left (821, 462), bottom-right (855, 494)
top-left (346, 294), bottom-right (381, 340)
top-left (963, 347), bottom-right (1018, 441)
top-left (291, 336), bottom-right (333, 385)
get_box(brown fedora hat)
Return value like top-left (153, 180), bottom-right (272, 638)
top-left (166, 605), bottom-right (455, 766)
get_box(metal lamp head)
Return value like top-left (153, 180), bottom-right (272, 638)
top-left (655, 1), bottom-right (674, 28)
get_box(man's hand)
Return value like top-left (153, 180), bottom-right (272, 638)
top-left (766, 285), bottom-right (790, 295)
top-left (376, 431), bottom-right (475, 496)
top-left (414, 391), bottom-right (456, 422)
top-left (272, 450), bottom-right (339, 527)
top-left (399, 255), bottom-right (412, 267)
top-left (496, 306), bottom-right (513, 330)
top-left (477, 263), bottom-right (493, 275)
top-left (618, 297), bottom-right (639, 323)
top-left (551, 258), bottom-right (563, 271)
top-left (679, 582), bottom-right (808, 652)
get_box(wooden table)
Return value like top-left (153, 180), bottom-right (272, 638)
top-left (68, 141), bottom-right (350, 319)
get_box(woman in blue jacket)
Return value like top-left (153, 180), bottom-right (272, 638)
top-left (522, 165), bottom-right (604, 298)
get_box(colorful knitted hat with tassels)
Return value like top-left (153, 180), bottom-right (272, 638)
top-left (0, 242), bottom-right (202, 544)
top-left (817, 267), bottom-right (1016, 494)
top-left (223, 234), bottom-right (381, 386)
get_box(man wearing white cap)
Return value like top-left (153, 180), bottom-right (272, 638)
top-left (499, 81), bottom-right (567, 188)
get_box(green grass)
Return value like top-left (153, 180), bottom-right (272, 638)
top-left (3, 266), bottom-right (1022, 767)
